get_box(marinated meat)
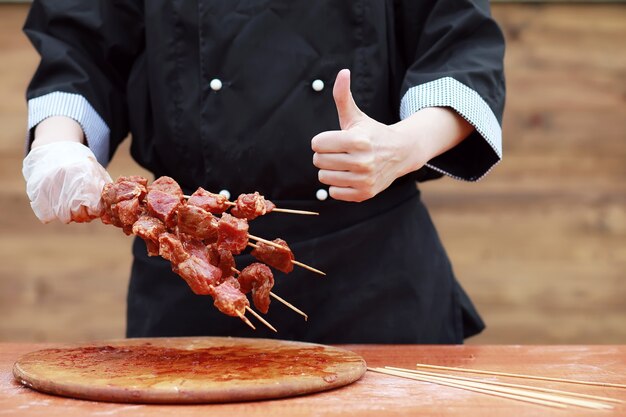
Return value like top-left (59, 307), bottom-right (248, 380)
top-left (230, 192), bottom-right (274, 220)
top-left (213, 278), bottom-right (249, 317)
top-left (207, 243), bottom-right (220, 266)
top-left (146, 189), bottom-right (181, 228)
top-left (264, 199), bottom-right (276, 213)
top-left (101, 177), bottom-right (147, 229)
top-left (186, 187), bottom-right (229, 214)
top-left (180, 234), bottom-right (212, 264)
top-left (133, 215), bottom-right (166, 242)
top-left (97, 175), bottom-right (312, 323)
top-left (217, 213), bottom-right (249, 254)
top-left (158, 232), bottom-right (189, 265)
top-left (217, 248), bottom-right (236, 281)
top-left (238, 263), bottom-right (274, 313)
top-left (177, 204), bottom-right (218, 242)
top-left (148, 176), bottom-right (184, 199)
top-left (117, 175), bottom-right (148, 187)
top-left (117, 197), bottom-right (142, 229)
top-left (253, 275), bottom-right (274, 314)
top-left (251, 238), bottom-right (294, 273)
top-left (177, 256), bottom-right (222, 295)
top-left (102, 180), bottom-right (146, 205)
top-left (132, 215), bottom-right (166, 256)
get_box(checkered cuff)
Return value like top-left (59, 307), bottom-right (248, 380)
top-left (28, 92), bottom-right (110, 166)
top-left (400, 77), bottom-right (502, 181)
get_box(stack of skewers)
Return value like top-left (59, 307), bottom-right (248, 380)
top-left (369, 364), bottom-right (626, 411)
top-left (99, 175), bottom-right (324, 332)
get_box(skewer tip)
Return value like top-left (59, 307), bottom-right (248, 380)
top-left (270, 292), bottom-right (308, 321)
top-left (292, 260), bottom-right (326, 276)
top-left (236, 311), bottom-right (256, 330)
top-left (245, 306), bottom-right (278, 333)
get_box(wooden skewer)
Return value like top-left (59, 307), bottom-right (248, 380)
top-left (290, 260), bottom-right (325, 276)
top-left (415, 363), bottom-right (626, 390)
top-left (385, 367), bottom-right (623, 404)
top-left (384, 367), bottom-right (614, 410)
top-left (247, 235), bottom-right (288, 250)
top-left (368, 367), bottom-right (567, 409)
top-left (182, 195), bottom-right (318, 216)
top-left (236, 311), bottom-right (256, 330)
top-left (208, 284), bottom-right (255, 330)
top-left (230, 267), bottom-right (308, 321)
top-left (224, 201), bottom-right (319, 216)
top-left (270, 292), bottom-right (308, 321)
top-left (247, 237), bottom-right (326, 276)
top-left (245, 306), bottom-right (277, 332)
top-left (269, 208), bottom-right (319, 215)
top-left (180, 198), bottom-right (326, 275)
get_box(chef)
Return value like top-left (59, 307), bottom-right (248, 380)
top-left (22, 1), bottom-right (505, 343)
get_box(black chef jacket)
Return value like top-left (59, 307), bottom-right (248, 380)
top-left (24, 0), bottom-right (505, 343)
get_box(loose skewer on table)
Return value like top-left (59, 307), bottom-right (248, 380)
top-left (368, 367), bottom-right (568, 409)
top-left (414, 363), bottom-right (626, 389)
top-left (369, 367), bottom-right (617, 410)
top-left (384, 367), bottom-right (623, 404)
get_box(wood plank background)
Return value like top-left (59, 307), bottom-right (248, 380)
top-left (0, 3), bottom-right (624, 344)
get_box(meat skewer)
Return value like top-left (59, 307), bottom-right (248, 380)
top-left (250, 206), bottom-right (318, 216)
top-left (231, 267), bottom-right (308, 321)
top-left (237, 263), bottom-right (274, 314)
top-left (183, 192), bottom-right (318, 216)
top-left (250, 238), bottom-right (294, 273)
top-left (179, 201), bottom-right (324, 275)
top-left (98, 175), bottom-right (320, 329)
top-left (183, 188), bottom-right (325, 274)
top-left (247, 237), bottom-right (326, 276)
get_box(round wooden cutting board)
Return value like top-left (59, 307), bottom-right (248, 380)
top-left (13, 337), bottom-right (367, 404)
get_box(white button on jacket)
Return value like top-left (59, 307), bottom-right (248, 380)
top-left (210, 78), bottom-right (223, 91)
top-left (316, 188), bottom-right (328, 201)
top-left (311, 79), bottom-right (324, 92)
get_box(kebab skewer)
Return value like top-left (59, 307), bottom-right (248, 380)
top-left (100, 175), bottom-right (317, 329)
top-left (230, 266), bottom-right (308, 321)
top-left (183, 188), bottom-right (325, 276)
top-left (183, 190), bottom-right (319, 218)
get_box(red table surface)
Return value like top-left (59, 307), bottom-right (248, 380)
top-left (1, 343), bottom-right (625, 417)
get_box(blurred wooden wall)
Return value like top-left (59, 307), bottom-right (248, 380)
top-left (0, 3), bottom-right (624, 343)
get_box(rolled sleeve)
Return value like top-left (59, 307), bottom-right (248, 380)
top-left (400, 77), bottom-right (502, 181)
top-left (396, 0), bottom-right (506, 182)
top-left (28, 91), bottom-right (111, 166)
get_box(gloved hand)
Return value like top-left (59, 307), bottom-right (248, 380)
top-left (22, 141), bottom-right (112, 224)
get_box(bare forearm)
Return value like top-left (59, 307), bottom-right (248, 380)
top-left (32, 116), bottom-right (85, 149)
top-left (391, 107), bottom-right (474, 176)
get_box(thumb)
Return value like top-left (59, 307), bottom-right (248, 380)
top-left (333, 69), bottom-right (364, 130)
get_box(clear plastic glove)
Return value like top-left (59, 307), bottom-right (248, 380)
top-left (22, 141), bottom-right (112, 224)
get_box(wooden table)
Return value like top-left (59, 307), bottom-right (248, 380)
top-left (1, 343), bottom-right (625, 416)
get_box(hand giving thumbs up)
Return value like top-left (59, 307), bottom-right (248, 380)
top-left (311, 69), bottom-right (475, 202)
top-left (311, 69), bottom-right (422, 202)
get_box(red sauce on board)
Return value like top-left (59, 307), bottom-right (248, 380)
top-left (23, 342), bottom-right (364, 384)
